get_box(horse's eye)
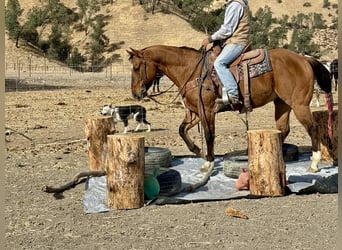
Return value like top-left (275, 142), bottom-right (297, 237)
top-left (133, 64), bottom-right (139, 71)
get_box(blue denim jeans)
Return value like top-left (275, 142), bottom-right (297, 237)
top-left (214, 43), bottom-right (245, 97)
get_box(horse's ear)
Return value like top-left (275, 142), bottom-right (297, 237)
top-left (127, 47), bottom-right (144, 58)
top-left (126, 48), bottom-right (134, 55)
top-left (126, 48), bottom-right (135, 59)
top-left (126, 47), bottom-right (138, 57)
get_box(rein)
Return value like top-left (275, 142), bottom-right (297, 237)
top-left (147, 83), bottom-right (175, 97)
top-left (146, 83), bottom-right (176, 105)
top-left (143, 48), bottom-right (208, 106)
top-left (196, 48), bottom-right (211, 152)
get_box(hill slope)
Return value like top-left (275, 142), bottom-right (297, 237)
top-left (6, 0), bottom-right (338, 68)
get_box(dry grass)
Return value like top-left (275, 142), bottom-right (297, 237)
top-left (6, 0), bottom-right (338, 68)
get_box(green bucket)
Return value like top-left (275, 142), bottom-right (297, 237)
top-left (144, 168), bottom-right (160, 200)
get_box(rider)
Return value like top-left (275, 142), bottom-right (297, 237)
top-left (201, 0), bottom-right (250, 107)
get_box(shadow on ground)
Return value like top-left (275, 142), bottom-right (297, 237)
top-left (5, 78), bottom-right (72, 92)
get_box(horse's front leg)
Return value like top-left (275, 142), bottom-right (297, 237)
top-left (198, 109), bottom-right (216, 172)
top-left (179, 110), bottom-right (201, 157)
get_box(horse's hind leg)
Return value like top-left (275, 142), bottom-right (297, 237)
top-left (292, 105), bottom-right (320, 172)
top-left (179, 110), bottom-right (201, 157)
top-left (274, 98), bottom-right (291, 142)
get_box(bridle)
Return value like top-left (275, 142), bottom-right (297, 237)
top-left (137, 48), bottom-right (208, 105)
top-left (139, 58), bottom-right (150, 95)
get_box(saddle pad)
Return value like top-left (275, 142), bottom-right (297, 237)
top-left (238, 49), bottom-right (272, 79)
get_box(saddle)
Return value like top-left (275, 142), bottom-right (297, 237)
top-left (207, 44), bottom-right (272, 112)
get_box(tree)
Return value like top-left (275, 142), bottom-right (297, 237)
top-left (5, 0), bottom-right (23, 41)
top-left (76, 0), bottom-right (101, 35)
top-left (249, 6), bottom-right (279, 48)
top-left (68, 48), bottom-right (86, 72)
top-left (323, 0), bottom-right (330, 8)
top-left (87, 15), bottom-right (109, 69)
top-left (312, 13), bottom-right (326, 29)
top-left (76, 0), bottom-right (89, 24)
top-left (47, 24), bottom-right (71, 62)
top-left (289, 29), bottom-right (320, 57)
top-left (190, 8), bottom-right (224, 35)
top-left (178, 0), bottom-right (212, 19)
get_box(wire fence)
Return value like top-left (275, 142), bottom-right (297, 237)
top-left (5, 59), bottom-right (132, 81)
top-left (4, 57), bottom-right (177, 91)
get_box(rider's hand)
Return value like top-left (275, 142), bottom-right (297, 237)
top-left (201, 38), bottom-right (210, 48)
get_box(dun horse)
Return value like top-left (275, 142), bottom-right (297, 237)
top-left (127, 45), bottom-right (333, 173)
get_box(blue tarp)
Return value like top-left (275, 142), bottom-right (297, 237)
top-left (83, 153), bottom-right (338, 213)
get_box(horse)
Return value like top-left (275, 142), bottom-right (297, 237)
top-left (330, 59), bottom-right (338, 92)
top-left (151, 72), bottom-right (163, 93)
top-left (127, 45), bottom-right (333, 173)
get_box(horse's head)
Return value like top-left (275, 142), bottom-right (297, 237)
top-left (127, 48), bottom-right (158, 100)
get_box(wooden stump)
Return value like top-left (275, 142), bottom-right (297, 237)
top-left (84, 115), bottom-right (115, 171)
top-left (247, 129), bottom-right (286, 196)
top-left (106, 134), bottom-right (145, 209)
top-left (312, 110), bottom-right (338, 163)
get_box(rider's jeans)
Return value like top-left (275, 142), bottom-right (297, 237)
top-left (214, 43), bottom-right (245, 97)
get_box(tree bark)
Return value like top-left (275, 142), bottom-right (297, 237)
top-left (312, 110), bottom-right (338, 163)
top-left (84, 115), bottom-right (115, 171)
top-left (106, 134), bottom-right (145, 209)
top-left (247, 129), bottom-right (286, 196)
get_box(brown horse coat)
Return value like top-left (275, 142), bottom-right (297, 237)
top-left (127, 45), bottom-right (332, 172)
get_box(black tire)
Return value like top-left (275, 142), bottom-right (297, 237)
top-left (223, 155), bottom-right (248, 179)
top-left (145, 147), bottom-right (173, 169)
top-left (282, 143), bottom-right (299, 162)
top-left (156, 169), bottom-right (182, 196)
top-left (223, 143), bottom-right (299, 178)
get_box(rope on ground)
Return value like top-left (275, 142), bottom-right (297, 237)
top-left (180, 163), bottom-right (214, 193)
top-left (42, 170), bottom-right (106, 194)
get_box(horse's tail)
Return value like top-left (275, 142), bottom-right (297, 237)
top-left (306, 57), bottom-right (331, 93)
top-left (306, 57), bottom-right (333, 139)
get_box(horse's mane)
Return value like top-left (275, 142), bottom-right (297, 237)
top-left (178, 46), bottom-right (200, 52)
top-left (141, 45), bottom-right (200, 53)
top-left (128, 45), bottom-right (201, 60)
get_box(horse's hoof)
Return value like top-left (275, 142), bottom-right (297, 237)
top-left (306, 167), bottom-right (318, 173)
top-left (200, 161), bottom-right (214, 172)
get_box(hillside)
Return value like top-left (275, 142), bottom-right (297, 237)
top-left (5, 0), bottom-right (338, 69)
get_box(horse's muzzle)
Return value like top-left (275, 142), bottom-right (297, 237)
top-left (132, 88), bottom-right (147, 100)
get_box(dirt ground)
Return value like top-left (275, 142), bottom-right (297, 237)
top-left (5, 77), bottom-right (338, 249)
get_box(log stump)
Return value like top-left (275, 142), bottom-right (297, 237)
top-left (106, 134), bottom-right (145, 209)
top-left (312, 110), bottom-right (338, 163)
top-left (247, 129), bottom-right (286, 196)
top-left (84, 115), bottom-right (115, 171)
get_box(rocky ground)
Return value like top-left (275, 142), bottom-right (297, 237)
top-left (5, 77), bottom-right (338, 249)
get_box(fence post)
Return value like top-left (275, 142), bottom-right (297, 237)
top-left (110, 63), bottom-right (112, 80)
top-left (28, 54), bottom-right (32, 77)
top-left (16, 57), bottom-right (20, 90)
top-left (44, 55), bottom-right (46, 74)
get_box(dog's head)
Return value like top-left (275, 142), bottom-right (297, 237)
top-left (101, 104), bottom-right (115, 116)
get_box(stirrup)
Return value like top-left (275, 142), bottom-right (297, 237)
top-left (228, 95), bottom-right (240, 105)
top-left (221, 88), bottom-right (229, 105)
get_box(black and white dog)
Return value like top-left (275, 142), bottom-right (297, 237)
top-left (101, 104), bottom-right (151, 133)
